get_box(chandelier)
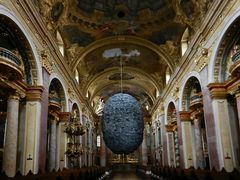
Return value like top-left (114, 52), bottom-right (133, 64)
top-left (64, 118), bottom-right (85, 136)
top-left (64, 115), bottom-right (85, 161)
top-left (65, 142), bottom-right (83, 159)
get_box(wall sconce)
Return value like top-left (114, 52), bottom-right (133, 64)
top-left (225, 153), bottom-right (231, 159)
top-left (188, 156), bottom-right (192, 161)
top-left (27, 154), bottom-right (32, 160)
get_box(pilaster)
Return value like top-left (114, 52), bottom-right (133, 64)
top-left (23, 86), bottom-right (43, 175)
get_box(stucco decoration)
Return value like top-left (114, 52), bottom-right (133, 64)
top-left (102, 93), bottom-right (144, 154)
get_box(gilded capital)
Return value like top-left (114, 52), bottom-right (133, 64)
top-left (26, 86), bottom-right (44, 101)
top-left (179, 111), bottom-right (191, 122)
top-left (208, 83), bottom-right (227, 99)
top-left (235, 91), bottom-right (240, 98)
top-left (8, 93), bottom-right (20, 101)
top-left (165, 124), bottom-right (174, 132)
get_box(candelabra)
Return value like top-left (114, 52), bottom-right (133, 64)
top-left (64, 115), bottom-right (85, 167)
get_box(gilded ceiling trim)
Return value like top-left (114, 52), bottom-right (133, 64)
top-left (71, 35), bottom-right (174, 72)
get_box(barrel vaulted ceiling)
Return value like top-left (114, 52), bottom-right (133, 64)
top-left (35, 0), bottom-right (213, 113)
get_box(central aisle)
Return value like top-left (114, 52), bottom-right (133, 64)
top-left (106, 164), bottom-right (150, 180)
top-left (109, 172), bottom-right (143, 180)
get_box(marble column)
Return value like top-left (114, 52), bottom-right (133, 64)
top-left (100, 133), bottom-right (106, 167)
top-left (141, 130), bottom-right (148, 166)
top-left (2, 93), bottom-right (20, 177)
top-left (49, 118), bottom-right (57, 171)
top-left (39, 68), bottom-right (50, 173)
top-left (155, 126), bottom-right (161, 165)
top-left (174, 131), bottom-right (180, 167)
top-left (88, 129), bottom-right (92, 166)
top-left (161, 118), bottom-right (168, 166)
top-left (201, 87), bottom-right (219, 170)
top-left (193, 117), bottom-right (205, 169)
top-left (59, 122), bottom-right (67, 169)
top-left (179, 111), bottom-right (194, 168)
top-left (166, 132), bottom-right (175, 166)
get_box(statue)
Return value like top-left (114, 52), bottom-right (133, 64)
top-left (72, 109), bottom-right (78, 118)
top-left (231, 44), bottom-right (240, 57)
top-left (95, 98), bottom-right (105, 115)
top-left (49, 90), bottom-right (58, 98)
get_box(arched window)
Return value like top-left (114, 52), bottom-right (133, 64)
top-left (181, 28), bottom-right (189, 56)
top-left (165, 67), bottom-right (171, 84)
top-left (155, 88), bottom-right (160, 98)
top-left (56, 31), bottom-right (64, 56)
top-left (75, 69), bottom-right (79, 83)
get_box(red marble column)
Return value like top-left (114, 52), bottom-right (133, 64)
top-left (202, 88), bottom-right (220, 170)
top-left (39, 68), bottom-right (50, 173)
top-left (193, 117), bottom-right (205, 168)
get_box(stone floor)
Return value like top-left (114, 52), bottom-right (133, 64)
top-left (105, 164), bottom-right (152, 180)
top-left (108, 171), bottom-right (144, 180)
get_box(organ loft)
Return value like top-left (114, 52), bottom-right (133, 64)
top-left (0, 0), bottom-right (240, 179)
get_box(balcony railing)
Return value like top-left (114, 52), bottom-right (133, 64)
top-left (49, 96), bottom-right (61, 104)
top-left (189, 93), bottom-right (203, 110)
top-left (232, 49), bottom-right (240, 63)
top-left (0, 47), bottom-right (23, 66)
top-left (230, 49), bottom-right (240, 76)
top-left (0, 47), bottom-right (24, 79)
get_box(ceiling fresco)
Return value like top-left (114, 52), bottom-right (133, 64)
top-left (109, 73), bottom-right (134, 81)
top-left (81, 44), bottom-right (166, 76)
top-left (62, 25), bottom-right (94, 46)
top-left (77, 0), bottom-right (168, 16)
top-left (35, 0), bottom-right (214, 114)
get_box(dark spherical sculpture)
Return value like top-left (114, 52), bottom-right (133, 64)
top-left (102, 93), bottom-right (144, 154)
